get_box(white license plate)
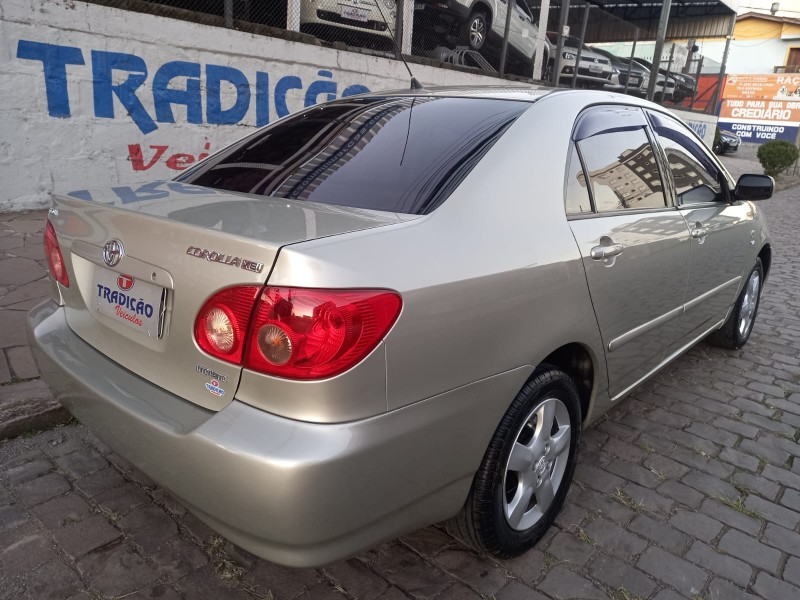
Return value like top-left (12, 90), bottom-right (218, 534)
top-left (415, 2), bottom-right (425, 9)
top-left (629, 77), bottom-right (641, 86)
top-left (341, 4), bottom-right (369, 21)
top-left (92, 267), bottom-right (165, 338)
top-left (589, 64), bottom-right (603, 74)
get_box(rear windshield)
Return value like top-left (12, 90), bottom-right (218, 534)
top-left (178, 96), bottom-right (530, 215)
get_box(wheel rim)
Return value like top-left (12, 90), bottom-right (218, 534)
top-left (738, 270), bottom-right (761, 338)
top-left (469, 17), bottom-right (485, 48)
top-left (502, 397), bottom-right (571, 531)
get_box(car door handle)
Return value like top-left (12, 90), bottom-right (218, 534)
top-left (590, 243), bottom-right (623, 260)
top-left (691, 227), bottom-right (708, 239)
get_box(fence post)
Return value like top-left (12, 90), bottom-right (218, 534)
top-left (690, 56), bottom-right (703, 110)
top-left (571, 4), bottom-right (590, 89)
top-left (623, 28), bottom-right (638, 95)
top-left (499, 0), bottom-right (515, 76)
top-left (394, 0), bottom-right (404, 59)
top-left (533, 0), bottom-right (551, 81)
top-left (287, 0), bottom-right (301, 32)
top-left (224, 0), bottom-right (233, 27)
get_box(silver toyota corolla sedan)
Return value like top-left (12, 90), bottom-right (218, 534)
top-left (28, 86), bottom-right (774, 567)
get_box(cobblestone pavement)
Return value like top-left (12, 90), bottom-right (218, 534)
top-left (2, 159), bottom-right (800, 599)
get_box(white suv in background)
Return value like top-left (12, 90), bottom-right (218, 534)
top-left (414, 0), bottom-right (550, 77)
top-left (301, 0), bottom-right (397, 49)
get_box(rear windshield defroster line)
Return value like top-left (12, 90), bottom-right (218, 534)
top-left (178, 96), bottom-right (531, 215)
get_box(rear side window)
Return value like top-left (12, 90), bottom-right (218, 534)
top-left (179, 96), bottom-right (531, 215)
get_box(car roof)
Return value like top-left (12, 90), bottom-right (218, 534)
top-left (357, 85), bottom-right (557, 103)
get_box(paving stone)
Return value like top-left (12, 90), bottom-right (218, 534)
top-left (15, 472), bottom-right (70, 506)
top-left (745, 494), bottom-right (800, 529)
top-left (637, 546), bottom-right (708, 597)
top-left (127, 466), bottom-right (158, 489)
top-left (628, 514), bottom-right (689, 554)
top-left (93, 483), bottom-right (150, 517)
top-left (743, 412), bottom-right (797, 436)
top-left (572, 487), bottom-right (635, 525)
top-left (54, 515), bottom-right (122, 559)
top-left (718, 529), bottom-right (781, 574)
top-left (401, 527), bottom-right (454, 557)
top-left (711, 416), bottom-right (760, 439)
top-left (763, 465), bottom-right (800, 490)
top-left (0, 351), bottom-right (11, 384)
top-left (150, 537), bottom-right (209, 582)
top-left (587, 554), bottom-right (656, 599)
top-left (248, 558), bottom-right (321, 599)
top-left (732, 471), bottom-right (781, 501)
top-left (77, 545), bottom-right (158, 597)
top-left (605, 459), bottom-right (661, 488)
top-left (682, 470), bottom-right (741, 501)
top-left (781, 488), bottom-right (800, 511)
top-left (32, 494), bottom-right (93, 529)
top-left (700, 499), bottom-right (762, 536)
top-left (0, 277), bottom-right (51, 308)
top-left (620, 481), bottom-right (674, 516)
top-left (686, 541), bottom-right (752, 587)
top-left (325, 557), bottom-right (390, 600)
top-left (574, 463), bottom-right (626, 494)
top-left (657, 480), bottom-right (705, 509)
top-left (669, 510), bottom-right (724, 543)
top-left (719, 447), bottom-right (761, 472)
top-left (584, 517), bottom-right (648, 559)
top-left (3, 458), bottom-right (53, 484)
top-left (0, 257), bottom-right (44, 287)
top-left (74, 467), bottom-right (126, 497)
top-left (118, 505), bottom-right (178, 553)
top-left (762, 523), bottom-right (800, 556)
top-left (707, 577), bottom-right (759, 600)
top-left (739, 437), bottom-right (791, 467)
top-left (753, 572), bottom-right (800, 600)
top-left (553, 501), bottom-right (589, 530)
top-left (545, 530), bottom-right (595, 567)
top-left (603, 438), bottom-right (649, 462)
top-left (176, 569), bottom-right (249, 599)
top-left (45, 437), bottom-right (88, 459)
top-left (0, 531), bottom-right (57, 575)
top-left (179, 512), bottom-right (216, 545)
top-left (370, 544), bottom-right (453, 599)
top-left (434, 549), bottom-right (507, 595)
top-left (494, 580), bottom-right (548, 600)
top-left (652, 590), bottom-right (686, 600)
top-left (643, 454), bottom-right (689, 480)
top-left (0, 505), bottom-right (28, 530)
top-left (5, 346), bottom-right (38, 380)
top-left (538, 566), bottom-right (607, 600)
top-left (53, 449), bottom-right (108, 480)
top-left (496, 548), bottom-right (546, 584)
top-left (19, 559), bottom-right (83, 599)
top-left (785, 556), bottom-right (800, 588)
top-left (126, 584), bottom-right (183, 600)
top-left (664, 445), bottom-right (734, 479)
top-left (150, 489), bottom-right (188, 518)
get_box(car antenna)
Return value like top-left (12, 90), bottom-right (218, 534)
top-left (372, 1), bottom-right (423, 90)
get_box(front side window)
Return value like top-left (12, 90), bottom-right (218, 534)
top-left (577, 128), bottom-right (666, 212)
top-left (178, 96), bottom-right (530, 215)
top-left (648, 112), bottom-right (725, 205)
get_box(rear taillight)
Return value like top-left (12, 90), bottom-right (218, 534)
top-left (194, 286), bottom-right (261, 364)
top-left (44, 221), bottom-right (69, 288)
top-left (193, 286), bottom-right (402, 380)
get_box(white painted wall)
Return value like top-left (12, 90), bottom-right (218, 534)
top-left (0, 0), bottom-right (509, 211)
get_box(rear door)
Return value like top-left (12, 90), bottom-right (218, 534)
top-left (566, 105), bottom-right (692, 399)
top-left (647, 110), bottom-right (754, 338)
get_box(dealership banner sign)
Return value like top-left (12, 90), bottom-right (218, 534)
top-left (718, 74), bottom-right (800, 143)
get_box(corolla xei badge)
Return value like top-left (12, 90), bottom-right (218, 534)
top-left (103, 240), bottom-right (124, 267)
top-left (186, 246), bottom-right (264, 273)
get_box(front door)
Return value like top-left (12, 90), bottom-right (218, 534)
top-left (566, 106), bottom-right (691, 399)
top-left (647, 111), bottom-right (754, 340)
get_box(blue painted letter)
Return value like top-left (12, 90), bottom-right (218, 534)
top-left (92, 50), bottom-right (157, 134)
top-left (206, 65), bottom-right (250, 125)
top-left (256, 71), bottom-right (270, 126)
top-left (153, 61), bottom-right (202, 124)
top-left (275, 75), bottom-right (303, 118)
top-left (16, 40), bottom-right (85, 118)
top-left (304, 70), bottom-right (337, 107)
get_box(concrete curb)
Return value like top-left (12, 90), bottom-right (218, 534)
top-left (0, 379), bottom-right (71, 440)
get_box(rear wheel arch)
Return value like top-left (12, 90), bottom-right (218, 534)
top-left (539, 343), bottom-right (595, 425)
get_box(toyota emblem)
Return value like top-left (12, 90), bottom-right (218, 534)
top-left (103, 240), bottom-right (124, 267)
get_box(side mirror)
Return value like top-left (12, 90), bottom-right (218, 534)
top-left (734, 174), bottom-right (774, 201)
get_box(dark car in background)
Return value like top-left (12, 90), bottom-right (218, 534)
top-left (714, 129), bottom-right (742, 155)
top-left (632, 57), bottom-right (696, 102)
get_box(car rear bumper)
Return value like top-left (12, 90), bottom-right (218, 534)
top-left (28, 301), bottom-right (529, 566)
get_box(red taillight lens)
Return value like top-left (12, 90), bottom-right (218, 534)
top-left (244, 287), bottom-right (402, 380)
top-left (194, 286), bottom-right (261, 364)
top-left (44, 221), bottom-right (69, 288)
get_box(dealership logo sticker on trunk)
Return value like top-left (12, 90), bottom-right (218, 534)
top-left (205, 379), bottom-right (225, 397)
top-left (117, 274), bottom-right (134, 291)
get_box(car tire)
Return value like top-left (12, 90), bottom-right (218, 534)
top-left (707, 258), bottom-right (764, 350)
top-left (713, 141), bottom-right (724, 155)
top-left (447, 365), bottom-right (581, 558)
top-left (463, 10), bottom-right (488, 52)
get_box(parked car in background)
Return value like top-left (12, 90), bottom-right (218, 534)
top-left (301, 0), bottom-right (397, 50)
top-left (630, 57), bottom-right (676, 101)
top-left (414, 0), bottom-right (549, 76)
top-left (714, 128), bottom-right (742, 155)
top-left (588, 47), bottom-right (649, 96)
top-left (631, 57), bottom-right (696, 102)
top-left (546, 33), bottom-right (613, 88)
top-left (30, 86), bottom-right (773, 568)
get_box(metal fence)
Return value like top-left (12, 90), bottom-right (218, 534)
top-left (119, 0), bottom-right (722, 113)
